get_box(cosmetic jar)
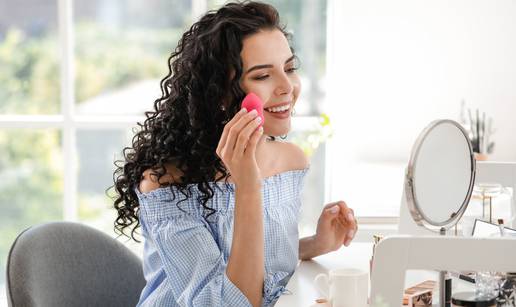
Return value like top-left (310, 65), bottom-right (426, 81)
top-left (451, 292), bottom-right (496, 307)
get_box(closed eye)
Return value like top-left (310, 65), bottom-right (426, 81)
top-left (253, 75), bottom-right (269, 81)
top-left (253, 67), bottom-right (298, 81)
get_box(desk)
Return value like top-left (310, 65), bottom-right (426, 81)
top-left (276, 242), bottom-right (474, 307)
top-left (276, 243), bottom-right (372, 307)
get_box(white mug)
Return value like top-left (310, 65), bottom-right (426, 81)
top-left (314, 268), bottom-right (368, 307)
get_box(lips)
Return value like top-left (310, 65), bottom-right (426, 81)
top-left (264, 102), bottom-right (291, 111)
top-left (264, 107), bottom-right (291, 119)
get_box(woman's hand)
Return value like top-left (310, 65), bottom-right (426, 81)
top-left (313, 201), bottom-right (358, 254)
top-left (216, 107), bottom-right (263, 190)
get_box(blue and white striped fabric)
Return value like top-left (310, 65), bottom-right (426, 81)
top-left (134, 167), bottom-right (309, 307)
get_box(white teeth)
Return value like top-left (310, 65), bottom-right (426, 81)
top-left (266, 104), bottom-right (290, 113)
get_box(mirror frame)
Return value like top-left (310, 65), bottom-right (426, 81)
top-left (405, 119), bottom-right (476, 231)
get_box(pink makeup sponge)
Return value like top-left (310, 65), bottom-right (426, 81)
top-left (241, 92), bottom-right (264, 127)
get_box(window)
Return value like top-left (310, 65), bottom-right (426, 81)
top-left (72, 0), bottom-right (193, 254)
top-left (0, 129), bottom-right (63, 281)
top-left (0, 0), bottom-right (60, 115)
top-left (74, 0), bottom-right (190, 116)
top-left (0, 1), bottom-right (327, 303)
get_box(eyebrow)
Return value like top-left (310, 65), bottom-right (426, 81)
top-left (245, 55), bottom-right (296, 74)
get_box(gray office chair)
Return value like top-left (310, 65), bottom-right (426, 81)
top-left (6, 221), bottom-right (146, 307)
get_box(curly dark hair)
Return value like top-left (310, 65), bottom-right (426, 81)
top-left (111, 1), bottom-right (293, 241)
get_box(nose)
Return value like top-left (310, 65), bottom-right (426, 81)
top-left (274, 72), bottom-right (294, 96)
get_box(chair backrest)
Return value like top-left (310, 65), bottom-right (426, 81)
top-left (6, 221), bottom-right (146, 307)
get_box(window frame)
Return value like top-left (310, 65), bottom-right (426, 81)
top-left (0, 0), bottom-right (209, 221)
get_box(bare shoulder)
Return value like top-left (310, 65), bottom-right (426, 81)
top-left (138, 164), bottom-right (183, 193)
top-left (271, 140), bottom-right (310, 171)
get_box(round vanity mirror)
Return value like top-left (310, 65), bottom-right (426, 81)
top-left (405, 119), bottom-right (476, 232)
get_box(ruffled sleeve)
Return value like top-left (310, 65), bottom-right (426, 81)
top-left (141, 214), bottom-right (252, 307)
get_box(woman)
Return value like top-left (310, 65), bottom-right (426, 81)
top-left (113, 2), bottom-right (357, 306)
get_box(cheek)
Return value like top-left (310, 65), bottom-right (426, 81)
top-left (241, 81), bottom-right (275, 102)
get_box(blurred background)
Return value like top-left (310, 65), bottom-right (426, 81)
top-left (1, 0), bottom-right (516, 304)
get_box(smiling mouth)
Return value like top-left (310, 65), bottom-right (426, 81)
top-left (264, 104), bottom-right (291, 113)
top-left (264, 105), bottom-right (292, 120)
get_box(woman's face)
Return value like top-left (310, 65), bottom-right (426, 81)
top-left (239, 29), bottom-right (301, 137)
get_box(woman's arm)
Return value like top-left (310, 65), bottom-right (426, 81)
top-left (216, 108), bottom-right (265, 307)
top-left (299, 235), bottom-right (323, 260)
top-left (226, 185), bottom-right (264, 307)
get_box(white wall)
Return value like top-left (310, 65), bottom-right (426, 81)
top-left (326, 0), bottom-right (516, 216)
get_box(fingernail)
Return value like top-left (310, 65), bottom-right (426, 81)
top-left (330, 206), bottom-right (339, 214)
top-left (258, 126), bottom-right (263, 133)
top-left (250, 109), bottom-right (258, 115)
top-left (347, 213), bottom-right (354, 222)
top-left (344, 240), bottom-right (350, 247)
top-left (240, 108), bottom-right (247, 113)
top-left (255, 116), bottom-right (262, 123)
top-left (348, 229), bottom-right (355, 237)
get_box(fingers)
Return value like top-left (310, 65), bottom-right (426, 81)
top-left (323, 201), bottom-right (358, 247)
top-left (216, 108), bottom-right (248, 157)
top-left (217, 109), bottom-right (260, 160)
top-left (324, 201), bottom-right (355, 226)
top-left (334, 201), bottom-right (356, 228)
top-left (323, 203), bottom-right (340, 216)
top-left (323, 201), bottom-right (341, 210)
top-left (234, 114), bottom-right (262, 159)
top-left (341, 206), bottom-right (357, 247)
top-left (244, 125), bottom-right (263, 156)
top-left (227, 109), bottom-right (259, 150)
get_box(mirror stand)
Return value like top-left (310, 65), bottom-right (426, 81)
top-left (439, 227), bottom-right (447, 307)
top-left (402, 119), bottom-right (476, 307)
